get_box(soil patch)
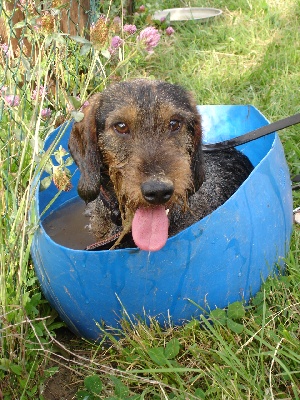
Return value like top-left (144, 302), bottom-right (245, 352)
top-left (43, 328), bottom-right (85, 400)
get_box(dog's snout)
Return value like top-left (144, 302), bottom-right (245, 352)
top-left (141, 180), bottom-right (174, 205)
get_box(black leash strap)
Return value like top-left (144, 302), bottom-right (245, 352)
top-left (202, 112), bottom-right (300, 152)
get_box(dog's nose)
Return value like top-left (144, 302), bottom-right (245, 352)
top-left (141, 180), bottom-right (174, 205)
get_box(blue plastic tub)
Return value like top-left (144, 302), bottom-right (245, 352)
top-left (31, 105), bottom-right (293, 340)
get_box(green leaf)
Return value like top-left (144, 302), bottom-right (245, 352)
top-left (26, 385), bottom-right (38, 396)
top-left (10, 363), bottom-right (23, 376)
top-left (84, 375), bottom-right (102, 395)
top-left (44, 366), bottom-right (59, 378)
top-left (68, 96), bottom-right (82, 110)
top-left (14, 21), bottom-right (26, 29)
top-left (71, 111), bottom-right (85, 122)
top-left (279, 275), bottom-right (291, 287)
top-left (227, 302), bottom-right (245, 321)
top-left (44, 33), bottom-right (66, 48)
top-left (165, 338), bottom-right (180, 360)
top-left (15, 129), bottom-right (26, 141)
top-left (101, 49), bottom-right (111, 59)
top-left (210, 308), bottom-right (227, 325)
top-left (21, 55), bottom-right (31, 71)
top-left (76, 390), bottom-right (93, 400)
top-left (147, 347), bottom-right (168, 366)
top-left (45, 35), bottom-right (54, 48)
top-left (80, 43), bottom-right (92, 56)
top-left (52, 33), bottom-right (66, 45)
top-left (184, 319), bottom-right (200, 332)
top-left (194, 388), bottom-right (206, 399)
top-left (40, 176), bottom-right (52, 191)
top-left (70, 35), bottom-right (91, 44)
top-left (47, 321), bottom-right (66, 331)
top-left (227, 318), bottom-right (244, 334)
top-left (110, 376), bottom-right (129, 398)
top-left (33, 323), bottom-right (44, 336)
top-left (44, 161), bottom-right (53, 174)
top-left (0, 358), bottom-right (10, 371)
top-left (30, 292), bottom-right (42, 307)
top-left (251, 291), bottom-right (264, 306)
top-left (54, 146), bottom-right (68, 164)
top-left (65, 156), bottom-right (74, 167)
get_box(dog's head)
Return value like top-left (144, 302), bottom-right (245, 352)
top-left (68, 79), bottom-right (204, 250)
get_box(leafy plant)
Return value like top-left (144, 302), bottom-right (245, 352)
top-left (77, 375), bottom-right (103, 400)
top-left (40, 145), bottom-right (74, 192)
top-left (209, 301), bottom-right (246, 334)
top-left (77, 374), bottom-right (141, 400)
top-left (147, 338), bottom-right (180, 366)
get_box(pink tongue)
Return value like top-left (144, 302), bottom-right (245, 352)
top-left (132, 206), bottom-right (169, 252)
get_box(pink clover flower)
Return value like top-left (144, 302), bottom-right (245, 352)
top-left (137, 27), bottom-right (160, 53)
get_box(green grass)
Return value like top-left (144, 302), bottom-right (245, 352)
top-left (1, 0), bottom-right (300, 398)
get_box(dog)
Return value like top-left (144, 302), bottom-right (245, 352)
top-left (68, 79), bottom-right (253, 251)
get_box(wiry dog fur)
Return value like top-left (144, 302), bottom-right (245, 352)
top-left (68, 79), bottom-right (253, 249)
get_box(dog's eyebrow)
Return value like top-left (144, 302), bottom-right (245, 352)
top-left (104, 105), bottom-right (138, 125)
top-left (157, 101), bottom-right (194, 117)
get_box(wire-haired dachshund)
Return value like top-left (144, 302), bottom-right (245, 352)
top-left (68, 79), bottom-right (253, 251)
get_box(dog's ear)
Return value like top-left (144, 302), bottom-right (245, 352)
top-left (68, 93), bottom-right (102, 203)
top-left (186, 94), bottom-right (205, 192)
top-left (190, 118), bottom-right (205, 192)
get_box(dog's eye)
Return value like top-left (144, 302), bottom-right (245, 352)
top-left (113, 122), bottom-right (130, 135)
top-left (169, 119), bottom-right (182, 133)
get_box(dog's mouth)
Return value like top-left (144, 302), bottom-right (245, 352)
top-left (131, 206), bottom-right (169, 252)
